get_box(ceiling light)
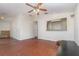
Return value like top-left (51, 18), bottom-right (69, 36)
top-left (33, 9), bottom-right (39, 13)
top-left (0, 16), bottom-right (4, 20)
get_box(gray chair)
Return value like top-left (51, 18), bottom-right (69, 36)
top-left (57, 40), bottom-right (79, 56)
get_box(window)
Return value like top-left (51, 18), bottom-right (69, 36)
top-left (47, 18), bottom-right (67, 31)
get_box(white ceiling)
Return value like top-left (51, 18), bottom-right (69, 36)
top-left (0, 3), bottom-right (77, 17)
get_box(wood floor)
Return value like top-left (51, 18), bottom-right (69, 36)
top-left (0, 38), bottom-right (59, 56)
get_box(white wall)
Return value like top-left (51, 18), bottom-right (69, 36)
top-left (0, 14), bottom-right (35, 40)
top-left (19, 14), bottom-right (34, 40)
top-left (11, 14), bottom-right (34, 40)
top-left (38, 12), bottom-right (74, 41)
top-left (74, 4), bottom-right (79, 45)
top-left (0, 12), bottom-right (75, 41)
top-left (10, 16), bottom-right (21, 40)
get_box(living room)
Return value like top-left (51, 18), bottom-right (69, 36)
top-left (0, 3), bottom-right (79, 56)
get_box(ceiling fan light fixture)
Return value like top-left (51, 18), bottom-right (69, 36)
top-left (26, 3), bottom-right (48, 15)
top-left (33, 9), bottom-right (39, 13)
top-left (33, 9), bottom-right (36, 12)
top-left (0, 16), bottom-right (4, 20)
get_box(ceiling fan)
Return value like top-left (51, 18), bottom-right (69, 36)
top-left (25, 3), bottom-right (48, 15)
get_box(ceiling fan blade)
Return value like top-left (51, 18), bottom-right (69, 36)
top-left (28, 10), bottom-right (33, 13)
top-left (37, 3), bottom-right (43, 8)
top-left (39, 8), bottom-right (47, 11)
top-left (25, 3), bottom-right (35, 8)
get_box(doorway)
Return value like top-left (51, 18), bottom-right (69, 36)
top-left (33, 21), bottom-right (38, 39)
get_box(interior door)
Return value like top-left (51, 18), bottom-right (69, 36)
top-left (33, 21), bottom-right (38, 39)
